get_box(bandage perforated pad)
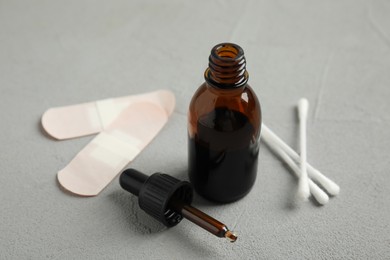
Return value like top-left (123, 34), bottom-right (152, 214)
top-left (42, 90), bottom-right (175, 196)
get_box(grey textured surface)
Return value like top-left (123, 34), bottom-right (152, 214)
top-left (1, 0), bottom-right (390, 259)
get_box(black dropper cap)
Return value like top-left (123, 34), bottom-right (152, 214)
top-left (119, 168), bottom-right (193, 227)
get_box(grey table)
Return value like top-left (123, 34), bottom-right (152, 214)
top-left (1, 1), bottom-right (389, 259)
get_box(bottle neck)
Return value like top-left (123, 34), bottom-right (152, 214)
top-left (204, 43), bottom-right (249, 89)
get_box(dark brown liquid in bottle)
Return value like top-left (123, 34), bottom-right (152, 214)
top-left (189, 107), bottom-right (259, 203)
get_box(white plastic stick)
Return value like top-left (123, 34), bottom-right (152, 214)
top-left (297, 98), bottom-right (310, 200)
top-left (263, 137), bottom-right (329, 205)
top-left (261, 124), bottom-right (340, 196)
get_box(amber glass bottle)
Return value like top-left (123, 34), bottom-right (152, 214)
top-left (188, 43), bottom-right (262, 203)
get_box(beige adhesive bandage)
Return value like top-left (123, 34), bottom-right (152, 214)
top-left (41, 90), bottom-right (175, 140)
top-left (57, 101), bottom-right (169, 196)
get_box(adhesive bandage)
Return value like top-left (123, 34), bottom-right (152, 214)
top-left (57, 101), bottom-right (169, 196)
top-left (42, 90), bottom-right (175, 140)
top-left (42, 90), bottom-right (175, 196)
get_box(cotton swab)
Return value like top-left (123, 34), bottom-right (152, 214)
top-left (262, 137), bottom-right (329, 205)
top-left (297, 98), bottom-right (310, 200)
top-left (261, 124), bottom-right (340, 196)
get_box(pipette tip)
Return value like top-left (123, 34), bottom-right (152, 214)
top-left (225, 230), bottom-right (238, 243)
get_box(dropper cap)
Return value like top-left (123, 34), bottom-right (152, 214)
top-left (119, 169), bottom-right (193, 227)
top-left (119, 169), bottom-right (237, 242)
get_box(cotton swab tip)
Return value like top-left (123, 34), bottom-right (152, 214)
top-left (297, 178), bottom-right (311, 200)
top-left (298, 98), bottom-right (309, 119)
top-left (328, 183), bottom-right (340, 195)
top-left (309, 180), bottom-right (329, 205)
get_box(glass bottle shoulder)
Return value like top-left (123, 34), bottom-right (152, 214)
top-left (189, 83), bottom-right (260, 117)
top-left (188, 82), bottom-right (261, 138)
